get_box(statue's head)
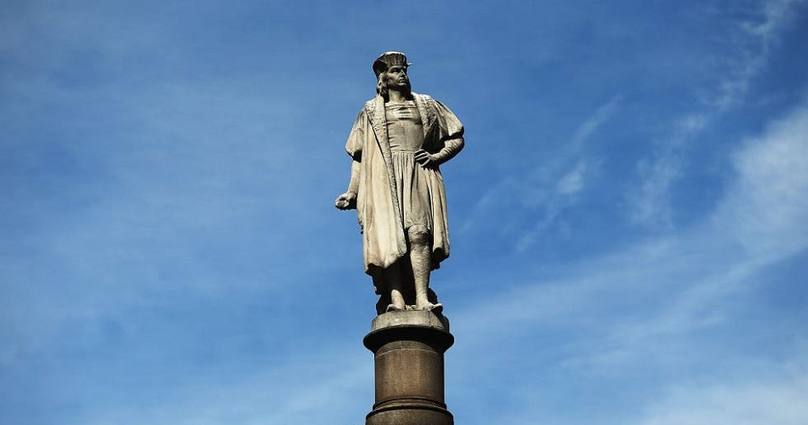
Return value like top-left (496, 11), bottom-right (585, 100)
top-left (373, 51), bottom-right (411, 97)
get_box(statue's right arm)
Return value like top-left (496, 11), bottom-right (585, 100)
top-left (336, 109), bottom-right (365, 210)
top-left (347, 159), bottom-right (360, 194)
top-left (335, 159), bottom-right (360, 210)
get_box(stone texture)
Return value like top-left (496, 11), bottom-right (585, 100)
top-left (363, 311), bottom-right (454, 425)
top-left (336, 51), bottom-right (465, 315)
top-left (370, 309), bottom-right (450, 332)
top-left (338, 53), bottom-right (464, 425)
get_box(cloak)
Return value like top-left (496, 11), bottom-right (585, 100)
top-left (345, 93), bottom-right (464, 282)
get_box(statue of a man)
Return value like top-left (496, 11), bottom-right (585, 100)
top-left (335, 52), bottom-right (464, 315)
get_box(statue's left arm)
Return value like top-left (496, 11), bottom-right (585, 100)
top-left (432, 137), bottom-right (464, 165)
top-left (416, 98), bottom-right (465, 167)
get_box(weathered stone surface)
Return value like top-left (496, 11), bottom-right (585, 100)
top-left (336, 51), bottom-right (465, 315)
top-left (370, 309), bottom-right (450, 333)
top-left (340, 53), bottom-right (463, 425)
top-left (363, 311), bottom-right (454, 425)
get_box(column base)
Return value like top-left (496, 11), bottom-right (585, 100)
top-left (366, 399), bottom-right (453, 425)
top-left (363, 310), bottom-right (454, 425)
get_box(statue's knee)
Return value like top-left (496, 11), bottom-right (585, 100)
top-left (407, 225), bottom-right (431, 245)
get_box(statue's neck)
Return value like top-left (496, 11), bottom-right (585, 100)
top-left (386, 89), bottom-right (412, 103)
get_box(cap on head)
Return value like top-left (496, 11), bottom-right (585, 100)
top-left (373, 51), bottom-right (410, 77)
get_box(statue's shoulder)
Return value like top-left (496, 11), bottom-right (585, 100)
top-left (413, 92), bottom-right (434, 103)
top-left (348, 99), bottom-right (374, 121)
top-left (358, 98), bottom-right (377, 116)
top-left (414, 93), bottom-right (445, 114)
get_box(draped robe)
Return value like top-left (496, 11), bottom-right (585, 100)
top-left (345, 93), bottom-right (464, 289)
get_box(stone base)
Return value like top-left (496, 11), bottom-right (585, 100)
top-left (363, 310), bottom-right (454, 425)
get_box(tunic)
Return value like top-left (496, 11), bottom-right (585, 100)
top-left (345, 93), bottom-right (464, 283)
top-left (386, 100), bottom-right (431, 231)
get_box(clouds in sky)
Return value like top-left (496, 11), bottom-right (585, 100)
top-left (636, 369), bottom-right (808, 425)
top-left (450, 98), bottom-right (808, 424)
top-left (2, 1), bottom-right (807, 425)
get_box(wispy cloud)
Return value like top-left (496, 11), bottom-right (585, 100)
top-left (468, 97), bottom-right (808, 344)
top-left (460, 95), bottom-right (621, 250)
top-left (569, 96), bottom-right (622, 150)
top-left (635, 365), bottom-right (808, 425)
top-left (716, 102), bottom-right (808, 256)
top-left (714, 0), bottom-right (807, 110)
top-left (555, 160), bottom-right (587, 195)
top-left (74, 344), bottom-right (371, 425)
top-left (627, 0), bottom-right (805, 230)
top-left (450, 100), bottom-right (808, 423)
top-left (513, 97), bottom-right (621, 251)
top-left (627, 113), bottom-right (708, 228)
top-left (2, 3), bottom-right (806, 425)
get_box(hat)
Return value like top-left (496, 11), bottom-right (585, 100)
top-left (373, 51), bottom-right (411, 77)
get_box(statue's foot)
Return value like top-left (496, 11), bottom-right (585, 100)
top-left (386, 303), bottom-right (406, 313)
top-left (415, 302), bottom-right (443, 314)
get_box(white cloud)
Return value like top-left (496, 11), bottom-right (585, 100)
top-left (556, 160), bottom-right (587, 195)
top-left (636, 373), bottom-right (808, 425)
top-left (503, 97), bottom-right (619, 250)
top-left (713, 0), bottom-right (805, 110)
top-left (716, 104), bottom-right (808, 257)
top-left (80, 345), bottom-right (372, 425)
top-left (461, 95), bottom-right (622, 231)
top-left (447, 98), bottom-right (808, 425)
top-left (570, 96), bottom-right (622, 149)
top-left (457, 99), bottom-right (808, 374)
top-left (572, 102), bottom-right (808, 376)
top-left (461, 95), bottom-right (620, 236)
top-left (629, 154), bottom-right (681, 228)
top-left (628, 0), bottom-right (805, 230)
top-left (627, 113), bottom-right (707, 228)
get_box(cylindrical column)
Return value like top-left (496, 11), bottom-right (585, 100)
top-left (363, 311), bottom-right (454, 425)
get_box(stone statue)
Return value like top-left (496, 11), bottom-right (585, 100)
top-left (335, 52), bottom-right (464, 315)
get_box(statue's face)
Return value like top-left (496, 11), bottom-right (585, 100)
top-left (383, 65), bottom-right (411, 91)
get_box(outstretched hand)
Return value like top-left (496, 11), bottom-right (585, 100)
top-left (414, 149), bottom-right (436, 168)
top-left (335, 191), bottom-right (357, 210)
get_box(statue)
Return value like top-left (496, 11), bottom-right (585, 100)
top-left (335, 52), bottom-right (465, 315)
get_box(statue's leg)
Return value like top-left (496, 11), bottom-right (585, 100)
top-left (408, 225), bottom-right (441, 311)
top-left (384, 262), bottom-right (406, 312)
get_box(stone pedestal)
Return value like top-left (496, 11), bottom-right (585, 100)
top-left (363, 310), bottom-right (455, 425)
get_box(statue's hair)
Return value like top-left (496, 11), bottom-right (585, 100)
top-left (376, 74), bottom-right (388, 98)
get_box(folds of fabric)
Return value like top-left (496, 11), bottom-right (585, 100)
top-left (344, 93), bottom-right (463, 279)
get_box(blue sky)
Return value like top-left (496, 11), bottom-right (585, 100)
top-left (2, 0), bottom-right (808, 424)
